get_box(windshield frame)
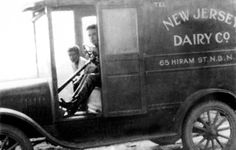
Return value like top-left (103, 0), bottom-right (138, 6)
top-left (32, 6), bottom-right (59, 122)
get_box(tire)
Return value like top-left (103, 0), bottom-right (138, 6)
top-left (0, 123), bottom-right (33, 150)
top-left (182, 101), bottom-right (236, 150)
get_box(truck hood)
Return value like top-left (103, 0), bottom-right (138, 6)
top-left (0, 78), bottom-right (53, 124)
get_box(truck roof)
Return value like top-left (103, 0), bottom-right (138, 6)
top-left (24, 0), bottom-right (101, 11)
top-left (24, 0), bottom-right (145, 11)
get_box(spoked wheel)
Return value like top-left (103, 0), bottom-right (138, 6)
top-left (0, 123), bottom-right (33, 150)
top-left (182, 101), bottom-right (236, 150)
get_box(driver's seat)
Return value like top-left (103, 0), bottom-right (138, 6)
top-left (87, 87), bottom-right (102, 114)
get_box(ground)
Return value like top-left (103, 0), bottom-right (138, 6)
top-left (34, 140), bottom-right (183, 150)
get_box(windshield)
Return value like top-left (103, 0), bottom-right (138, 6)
top-left (34, 11), bottom-right (51, 78)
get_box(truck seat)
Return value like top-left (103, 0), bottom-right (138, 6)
top-left (87, 87), bottom-right (102, 114)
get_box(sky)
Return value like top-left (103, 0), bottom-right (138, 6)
top-left (0, 0), bottom-right (38, 81)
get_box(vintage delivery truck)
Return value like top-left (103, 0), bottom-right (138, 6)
top-left (1, 0), bottom-right (236, 149)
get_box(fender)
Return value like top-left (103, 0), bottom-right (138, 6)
top-left (174, 88), bottom-right (236, 135)
top-left (0, 108), bottom-right (81, 149)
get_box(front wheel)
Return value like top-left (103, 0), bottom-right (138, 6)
top-left (0, 123), bottom-right (33, 150)
top-left (182, 101), bottom-right (236, 150)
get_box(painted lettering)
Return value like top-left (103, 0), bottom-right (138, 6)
top-left (209, 54), bottom-right (233, 63)
top-left (201, 8), bottom-right (208, 19)
top-left (174, 35), bottom-right (182, 46)
top-left (163, 10), bottom-right (189, 31)
top-left (193, 8), bottom-right (201, 19)
top-left (223, 32), bottom-right (230, 43)
top-left (215, 32), bottom-right (230, 43)
top-left (226, 54), bottom-right (233, 61)
top-left (209, 8), bottom-right (217, 20)
top-left (152, 2), bottom-right (166, 7)
top-left (204, 33), bottom-right (212, 44)
top-left (163, 8), bottom-right (236, 32)
top-left (198, 56), bottom-right (208, 63)
top-left (172, 13), bottom-right (181, 26)
top-left (225, 13), bottom-right (233, 25)
top-left (173, 33), bottom-right (212, 46)
top-left (234, 17), bottom-right (236, 28)
top-left (218, 10), bottom-right (226, 22)
top-left (182, 35), bottom-right (192, 45)
top-left (197, 34), bottom-right (205, 45)
top-left (209, 56), bottom-right (216, 62)
top-left (159, 59), bottom-right (170, 66)
top-left (171, 58), bottom-right (195, 65)
top-left (218, 55), bottom-right (223, 62)
top-left (163, 17), bottom-right (174, 31)
top-left (215, 32), bottom-right (223, 43)
top-left (159, 54), bottom-right (234, 68)
top-left (179, 10), bottom-right (190, 22)
top-left (188, 58), bottom-right (195, 64)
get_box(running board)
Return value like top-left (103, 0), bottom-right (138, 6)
top-left (56, 132), bottom-right (178, 149)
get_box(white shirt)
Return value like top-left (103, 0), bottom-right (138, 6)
top-left (71, 56), bottom-right (87, 73)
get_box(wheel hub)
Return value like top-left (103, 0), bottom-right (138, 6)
top-left (210, 127), bottom-right (217, 136)
top-left (203, 125), bottom-right (217, 139)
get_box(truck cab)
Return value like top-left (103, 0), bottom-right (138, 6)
top-left (1, 0), bottom-right (236, 149)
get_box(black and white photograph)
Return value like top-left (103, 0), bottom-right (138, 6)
top-left (0, 0), bottom-right (236, 149)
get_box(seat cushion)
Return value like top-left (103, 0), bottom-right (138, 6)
top-left (87, 87), bottom-right (102, 113)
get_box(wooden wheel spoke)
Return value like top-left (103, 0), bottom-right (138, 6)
top-left (216, 117), bottom-right (227, 129)
top-left (8, 142), bottom-right (19, 150)
top-left (193, 125), bottom-right (208, 133)
top-left (218, 127), bottom-right (230, 132)
top-left (196, 137), bottom-right (206, 147)
top-left (215, 137), bottom-right (224, 149)
top-left (204, 139), bottom-right (209, 150)
top-left (217, 133), bottom-right (230, 140)
top-left (211, 139), bottom-right (215, 150)
top-left (192, 132), bottom-right (204, 138)
top-left (1, 136), bottom-right (9, 149)
top-left (197, 117), bottom-right (210, 129)
top-left (207, 111), bottom-right (211, 124)
top-left (213, 112), bottom-right (219, 125)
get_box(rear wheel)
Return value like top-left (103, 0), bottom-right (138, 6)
top-left (0, 123), bottom-right (33, 150)
top-left (182, 101), bottom-right (236, 150)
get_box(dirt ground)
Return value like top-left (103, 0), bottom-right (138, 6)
top-left (34, 140), bottom-right (183, 150)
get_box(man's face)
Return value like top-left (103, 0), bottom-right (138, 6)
top-left (68, 51), bottom-right (79, 63)
top-left (88, 28), bottom-right (98, 46)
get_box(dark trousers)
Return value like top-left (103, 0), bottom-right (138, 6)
top-left (71, 73), bottom-right (101, 110)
